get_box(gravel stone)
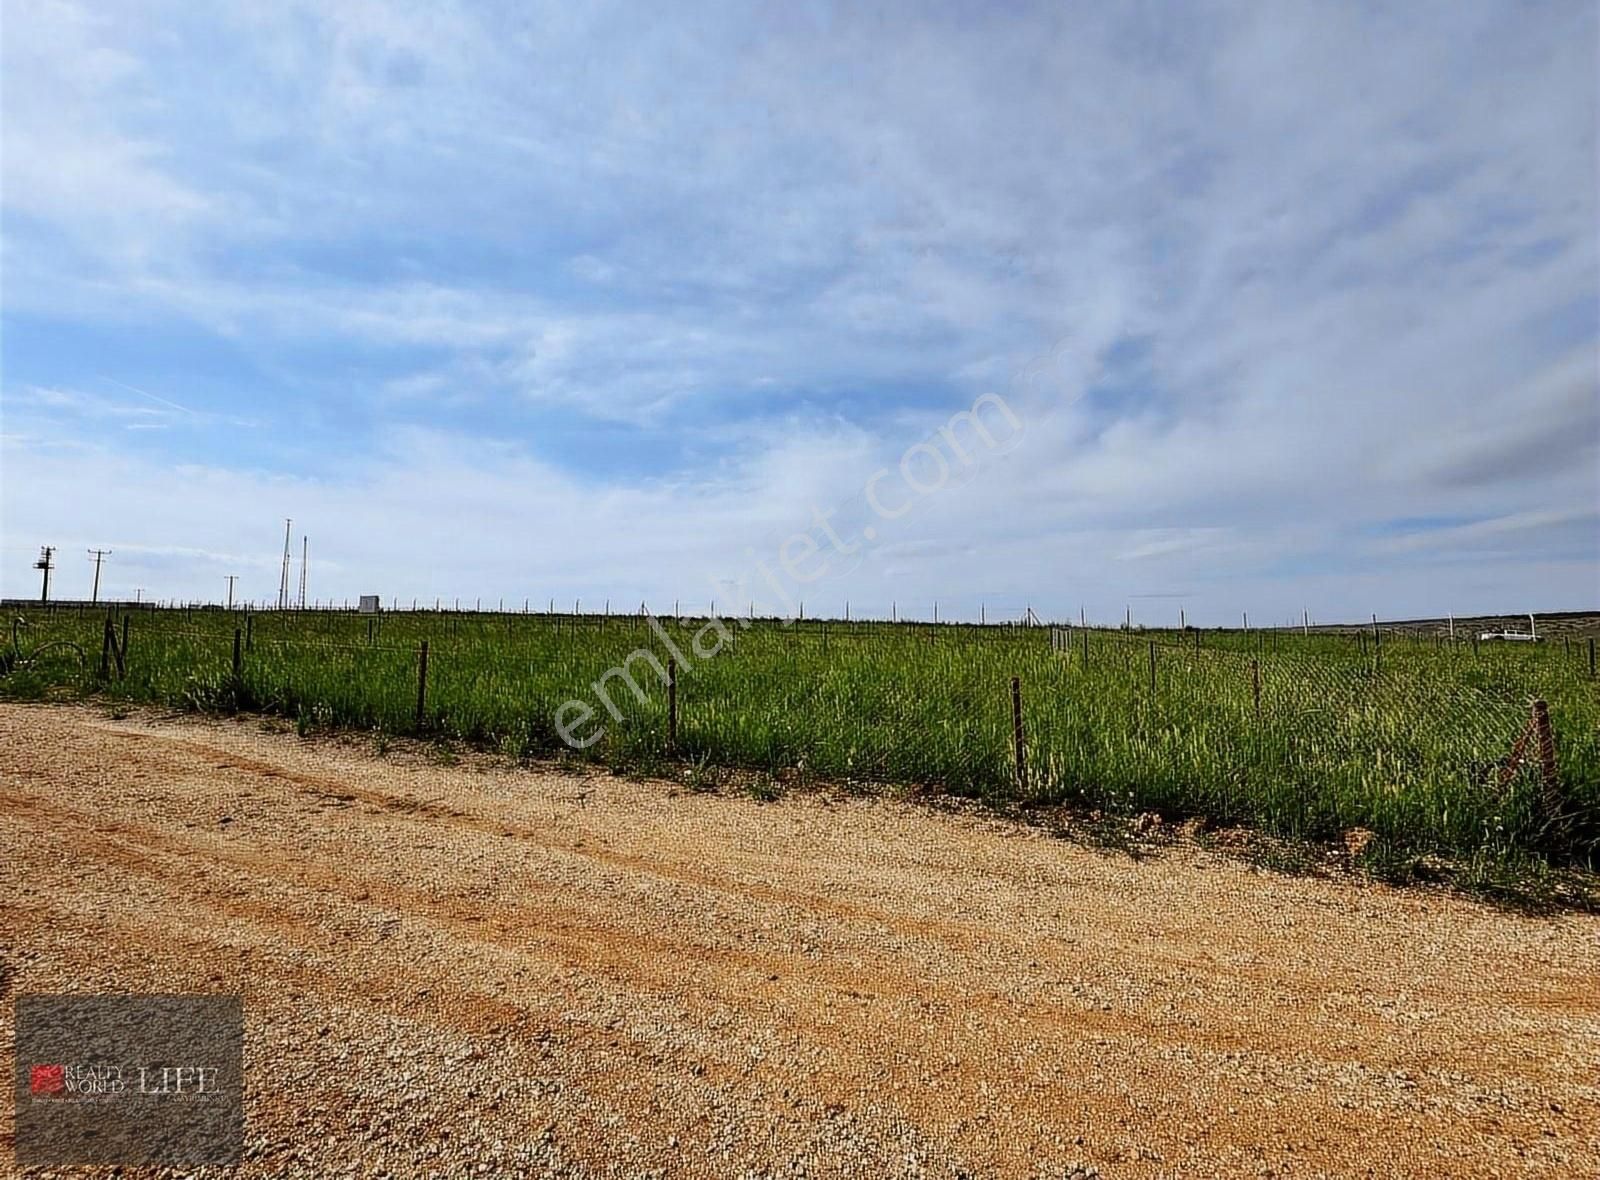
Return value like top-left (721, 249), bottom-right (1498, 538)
top-left (1, 703), bottom-right (1596, 1177)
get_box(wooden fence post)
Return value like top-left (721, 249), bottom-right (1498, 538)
top-left (415, 641), bottom-right (429, 730)
top-left (667, 657), bottom-right (678, 751)
top-left (1010, 676), bottom-right (1027, 791)
top-left (245, 613), bottom-right (253, 652)
top-left (1250, 658), bottom-right (1261, 718)
top-left (232, 628), bottom-right (242, 677)
top-left (1148, 640), bottom-right (1157, 694)
top-left (120, 615), bottom-right (130, 672)
top-left (99, 616), bottom-right (113, 678)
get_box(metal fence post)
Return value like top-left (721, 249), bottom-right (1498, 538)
top-left (1010, 676), bottom-right (1026, 791)
top-left (415, 641), bottom-right (430, 730)
top-left (667, 657), bottom-right (678, 751)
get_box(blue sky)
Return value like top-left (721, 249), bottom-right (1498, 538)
top-left (2, 0), bottom-right (1596, 623)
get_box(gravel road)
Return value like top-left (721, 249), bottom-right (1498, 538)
top-left (2, 703), bottom-right (1596, 1178)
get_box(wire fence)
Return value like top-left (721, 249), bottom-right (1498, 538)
top-left (5, 606), bottom-right (1598, 863)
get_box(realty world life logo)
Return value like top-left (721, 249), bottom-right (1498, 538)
top-left (29, 1062), bottom-right (223, 1102)
top-left (17, 994), bottom-right (244, 1167)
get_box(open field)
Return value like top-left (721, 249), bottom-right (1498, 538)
top-left (1309, 612), bottom-right (1600, 641)
top-left (3, 605), bottom-right (1598, 878)
top-left (2, 702), bottom-right (1598, 1177)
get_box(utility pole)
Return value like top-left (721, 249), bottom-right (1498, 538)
top-left (135, 588), bottom-right (144, 604)
top-left (278, 519), bottom-right (292, 610)
top-left (299, 537), bottom-right (308, 610)
top-left (34, 546), bottom-right (55, 602)
top-left (226, 575), bottom-right (238, 610)
top-left (87, 548), bottom-right (110, 603)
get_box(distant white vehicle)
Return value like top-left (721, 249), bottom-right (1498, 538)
top-left (1479, 614), bottom-right (1540, 642)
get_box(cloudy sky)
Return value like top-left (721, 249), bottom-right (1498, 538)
top-left (2, 1), bottom-right (1595, 623)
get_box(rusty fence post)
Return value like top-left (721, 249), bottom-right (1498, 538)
top-left (1250, 658), bottom-right (1261, 719)
top-left (1531, 699), bottom-right (1564, 840)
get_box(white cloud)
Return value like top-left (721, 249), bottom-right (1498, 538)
top-left (1, 1), bottom-right (1595, 619)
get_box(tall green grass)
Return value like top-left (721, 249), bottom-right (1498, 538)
top-left (5, 604), bottom-right (1596, 870)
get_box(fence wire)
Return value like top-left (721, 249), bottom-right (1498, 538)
top-left (5, 609), bottom-right (1597, 860)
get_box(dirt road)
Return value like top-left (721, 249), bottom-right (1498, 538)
top-left (1, 704), bottom-right (1596, 1178)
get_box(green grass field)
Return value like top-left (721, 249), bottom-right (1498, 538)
top-left (5, 604), bottom-right (1597, 881)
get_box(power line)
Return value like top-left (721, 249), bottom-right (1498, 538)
top-left (33, 546), bottom-right (55, 603)
top-left (277, 519), bottom-right (292, 610)
top-left (87, 548), bottom-right (111, 603)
